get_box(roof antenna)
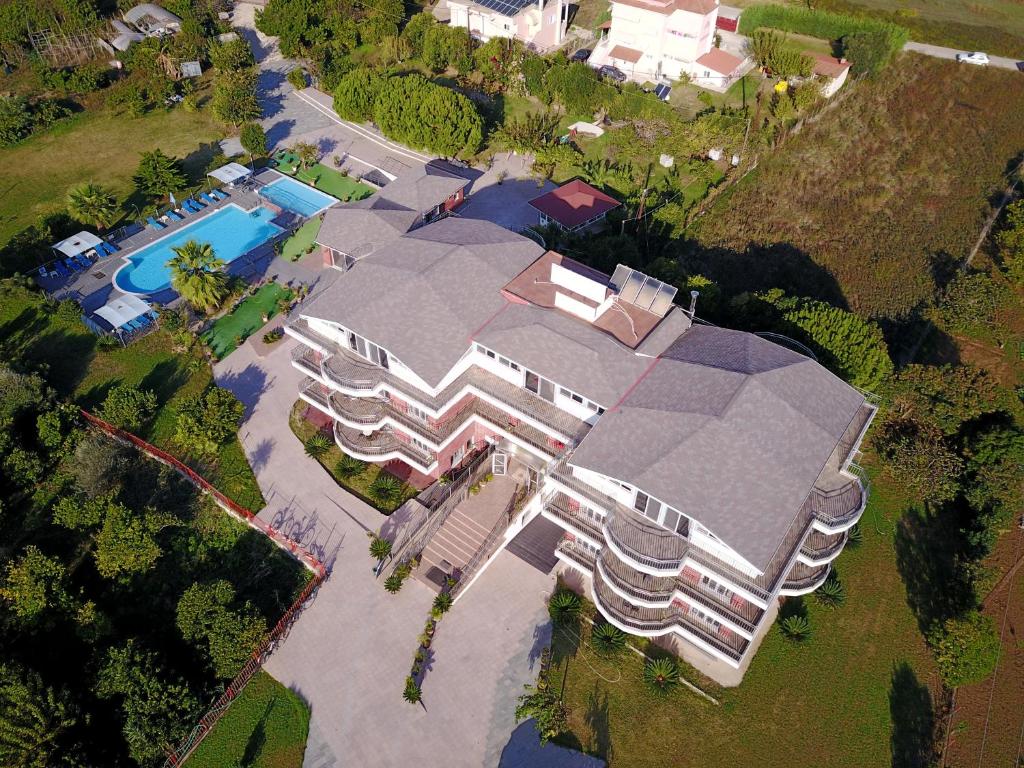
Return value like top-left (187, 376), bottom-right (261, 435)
top-left (689, 290), bottom-right (699, 317)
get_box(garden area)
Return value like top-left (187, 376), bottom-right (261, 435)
top-left (187, 671), bottom-right (310, 768)
top-left (0, 280), bottom-right (265, 510)
top-left (281, 217), bottom-right (322, 261)
top-left (201, 282), bottom-right (295, 360)
top-left (288, 400), bottom-right (418, 513)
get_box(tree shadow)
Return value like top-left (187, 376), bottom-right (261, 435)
top-left (585, 683), bottom-right (613, 763)
top-left (889, 661), bottom-right (937, 768)
top-left (894, 503), bottom-right (977, 634)
top-left (216, 363), bottom-right (271, 419)
top-left (139, 358), bottom-right (190, 408)
top-left (182, 141), bottom-right (225, 183)
top-left (240, 699), bottom-right (274, 768)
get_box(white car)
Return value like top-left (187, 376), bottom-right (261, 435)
top-left (956, 51), bottom-right (989, 65)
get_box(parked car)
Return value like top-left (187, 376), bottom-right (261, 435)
top-left (955, 51), bottom-right (989, 65)
top-left (599, 65), bottom-right (627, 83)
top-left (571, 48), bottom-right (591, 63)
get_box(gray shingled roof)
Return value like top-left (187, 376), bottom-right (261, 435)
top-left (299, 217), bottom-right (542, 385)
top-left (568, 325), bottom-right (866, 572)
top-left (355, 161), bottom-right (468, 216)
top-left (475, 304), bottom-right (656, 407)
top-left (315, 207), bottom-right (419, 257)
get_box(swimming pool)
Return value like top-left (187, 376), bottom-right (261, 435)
top-left (114, 205), bottom-right (282, 295)
top-left (259, 176), bottom-right (337, 217)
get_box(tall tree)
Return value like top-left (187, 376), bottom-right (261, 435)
top-left (239, 121), bottom-right (267, 161)
top-left (66, 183), bottom-right (118, 230)
top-left (133, 149), bottom-right (187, 200)
top-left (0, 664), bottom-right (78, 768)
top-left (174, 386), bottom-right (244, 456)
top-left (211, 68), bottom-right (261, 127)
top-left (0, 547), bottom-right (70, 625)
top-left (176, 580), bottom-right (268, 677)
top-left (167, 240), bottom-right (229, 312)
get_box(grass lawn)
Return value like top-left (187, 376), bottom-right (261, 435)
top-left (670, 73), bottom-right (763, 118)
top-left (0, 283), bottom-right (265, 510)
top-left (569, 0), bottom-right (611, 31)
top-left (187, 671), bottom-right (309, 768)
top-left (281, 217), bottom-right (322, 262)
top-left (549, 460), bottom-right (938, 767)
top-left (202, 283), bottom-right (295, 360)
top-left (289, 400), bottom-right (418, 514)
top-left (272, 153), bottom-right (373, 202)
top-left (0, 105), bottom-right (223, 244)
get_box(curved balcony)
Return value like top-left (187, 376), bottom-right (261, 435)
top-left (798, 529), bottom-right (848, 567)
top-left (543, 492), bottom-right (604, 542)
top-left (597, 549), bottom-right (677, 607)
top-left (333, 421), bottom-right (435, 472)
top-left (780, 561), bottom-right (831, 596)
top-left (808, 469), bottom-right (868, 533)
top-left (555, 539), bottom-right (596, 573)
top-left (603, 505), bottom-right (688, 575)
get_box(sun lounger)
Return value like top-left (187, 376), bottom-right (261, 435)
top-left (213, 188), bottom-right (229, 200)
top-left (166, 209), bottom-right (183, 221)
top-left (199, 192), bottom-right (217, 205)
top-left (147, 216), bottom-right (166, 230)
top-left (102, 242), bottom-right (117, 255)
top-left (65, 258), bottom-right (83, 272)
top-left (74, 254), bottom-right (92, 269)
top-left (53, 262), bottom-right (70, 278)
top-left (187, 198), bottom-right (205, 211)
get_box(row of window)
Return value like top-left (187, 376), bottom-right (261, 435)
top-left (476, 343), bottom-right (606, 414)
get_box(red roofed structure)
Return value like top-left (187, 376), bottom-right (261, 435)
top-left (528, 180), bottom-right (622, 232)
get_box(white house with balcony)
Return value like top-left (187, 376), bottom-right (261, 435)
top-left (446, 0), bottom-right (568, 49)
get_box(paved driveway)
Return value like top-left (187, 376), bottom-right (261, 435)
top-left (215, 340), bottom-right (598, 767)
top-left (903, 41), bottom-right (1021, 70)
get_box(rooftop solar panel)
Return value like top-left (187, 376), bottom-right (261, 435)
top-left (649, 283), bottom-right (678, 317)
top-left (476, 0), bottom-right (534, 17)
top-left (618, 270), bottom-right (644, 304)
top-left (635, 277), bottom-right (659, 311)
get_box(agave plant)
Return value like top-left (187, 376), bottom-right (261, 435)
top-left (591, 622), bottom-right (627, 656)
top-left (780, 614), bottom-right (812, 641)
top-left (642, 657), bottom-right (679, 693)
top-left (846, 524), bottom-right (863, 548)
top-left (384, 573), bottom-right (404, 593)
top-left (369, 535), bottom-right (392, 561)
top-left (370, 473), bottom-right (404, 505)
top-left (336, 454), bottom-right (366, 478)
top-left (403, 676), bottom-right (422, 704)
top-left (304, 432), bottom-right (331, 458)
top-left (432, 591), bottom-right (454, 616)
top-left (815, 576), bottom-right (846, 608)
top-left (547, 590), bottom-right (581, 624)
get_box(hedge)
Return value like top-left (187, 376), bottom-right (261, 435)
top-left (738, 5), bottom-right (908, 51)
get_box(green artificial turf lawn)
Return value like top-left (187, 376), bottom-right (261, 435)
top-left (202, 283), bottom-right (294, 360)
top-left (281, 217), bottom-right (321, 262)
top-left (187, 671), bottom-right (309, 768)
top-left (294, 164), bottom-right (374, 202)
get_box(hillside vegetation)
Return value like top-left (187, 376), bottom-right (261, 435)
top-left (688, 54), bottom-right (1024, 329)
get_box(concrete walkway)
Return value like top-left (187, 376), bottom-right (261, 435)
top-left (215, 340), bottom-right (594, 767)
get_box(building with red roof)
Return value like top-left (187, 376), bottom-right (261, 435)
top-left (528, 180), bottom-right (622, 233)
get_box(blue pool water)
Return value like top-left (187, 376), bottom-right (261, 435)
top-left (114, 205), bottom-right (282, 294)
top-left (259, 176), bottom-right (336, 217)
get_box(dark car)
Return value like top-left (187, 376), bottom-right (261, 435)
top-left (570, 48), bottom-right (591, 62)
top-left (599, 65), bottom-right (627, 83)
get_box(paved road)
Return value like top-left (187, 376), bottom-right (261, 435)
top-left (214, 340), bottom-right (599, 768)
top-left (903, 41), bottom-right (1022, 71)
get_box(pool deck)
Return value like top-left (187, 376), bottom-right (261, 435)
top-left (40, 169), bottom-right (319, 311)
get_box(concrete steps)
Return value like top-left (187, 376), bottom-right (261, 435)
top-left (418, 509), bottom-right (491, 591)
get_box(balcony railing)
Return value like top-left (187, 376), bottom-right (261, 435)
top-left (597, 549), bottom-right (676, 602)
top-left (292, 346), bottom-right (323, 378)
top-left (806, 467), bottom-right (867, 529)
top-left (592, 568), bottom-right (746, 662)
top-left (675, 575), bottom-right (760, 634)
top-left (333, 421), bottom-right (435, 468)
top-left (604, 504), bottom-right (688, 573)
top-left (556, 539), bottom-right (596, 572)
top-left (544, 492), bottom-right (604, 541)
top-left (287, 317), bottom-right (341, 353)
top-left (800, 529), bottom-right (848, 563)
top-left (782, 561), bottom-right (831, 593)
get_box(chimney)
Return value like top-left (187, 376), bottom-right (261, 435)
top-left (689, 290), bottom-right (699, 316)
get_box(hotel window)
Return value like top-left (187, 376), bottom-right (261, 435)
top-left (701, 574), bottom-right (734, 601)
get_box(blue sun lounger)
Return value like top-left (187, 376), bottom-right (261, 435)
top-left (166, 209), bottom-right (183, 222)
top-left (184, 198), bottom-right (204, 212)
top-left (147, 216), bottom-right (166, 230)
top-left (53, 262), bottom-right (70, 278)
top-left (209, 188), bottom-right (226, 200)
top-left (65, 258), bottom-right (83, 272)
top-left (74, 254), bottom-right (92, 269)
top-left (105, 242), bottom-right (118, 254)
top-left (199, 192), bottom-right (217, 205)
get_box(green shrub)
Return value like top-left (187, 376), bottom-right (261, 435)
top-left (384, 573), bottom-right (404, 593)
top-left (303, 432), bottom-right (332, 458)
top-left (928, 611), bottom-right (1001, 687)
top-left (369, 472), bottom-right (404, 506)
top-left (369, 536), bottom-right (392, 561)
top-left (591, 622), bottom-right (627, 656)
top-left (642, 656), bottom-right (679, 693)
top-left (335, 454), bottom-right (366, 478)
top-left (287, 68), bottom-right (307, 90)
top-left (262, 327), bottom-right (284, 344)
top-left (548, 590), bottom-right (581, 624)
top-left (738, 4), bottom-right (908, 57)
top-left (403, 676), bottom-right (422, 703)
top-left (780, 614), bottom-right (812, 641)
top-left (432, 591), bottom-right (453, 616)
top-left (815, 576), bottom-right (846, 608)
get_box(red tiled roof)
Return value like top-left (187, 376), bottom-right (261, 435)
top-left (695, 47), bottom-right (743, 75)
top-left (807, 51), bottom-right (852, 78)
top-left (613, 0), bottom-right (718, 17)
top-left (608, 44), bottom-right (643, 63)
top-left (529, 180), bottom-right (621, 229)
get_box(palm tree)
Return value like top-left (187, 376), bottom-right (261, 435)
top-left (67, 183), bottom-right (118, 230)
top-left (292, 141), bottom-right (319, 169)
top-left (643, 657), bottom-right (679, 693)
top-left (167, 240), bottom-right (228, 312)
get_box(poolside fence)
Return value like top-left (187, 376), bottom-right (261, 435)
top-left (78, 410), bottom-right (327, 767)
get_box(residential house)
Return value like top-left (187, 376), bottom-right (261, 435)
top-left (286, 213), bottom-right (875, 684)
top-left (806, 52), bottom-right (852, 97)
top-left (447, 0), bottom-right (568, 50)
top-left (529, 179), bottom-right (621, 233)
top-left (590, 0), bottom-right (748, 89)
